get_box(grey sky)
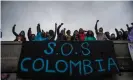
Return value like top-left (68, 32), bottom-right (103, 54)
top-left (1, 1), bottom-right (133, 41)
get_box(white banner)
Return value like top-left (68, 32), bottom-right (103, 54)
top-left (128, 43), bottom-right (133, 61)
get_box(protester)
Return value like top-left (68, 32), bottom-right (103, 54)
top-left (120, 28), bottom-right (128, 40)
top-left (126, 23), bottom-right (133, 33)
top-left (115, 28), bottom-right (123, 40)
top-left (27, 28), bottom-right (35, 41)
top-left (78, 28), bottom-right (86, 41)
top-left (71, 30), bottom-right (79, 41)
top-left (84, 30), bottom-right (96, 41)
top-left (128, 28), bottom-right (133, 42)
top-left (66, 30), bottom-right (72, 41)
top-left (110, 33), bottom-right (116, 40)
top-left (57, 23), bottom-right (66, 41)
top-left (95, 20), bottom-right (107, 40)
top-left (48, 23), bottom-right (57, 41)
top-left (12, 24), bottom-right (26, 41)
top-left (105, 31), bottom-right (110, 40)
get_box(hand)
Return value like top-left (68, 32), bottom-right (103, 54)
top-left (29, 28), bottom-right (31, 30)
top-left (126, 24), bottom-right (128, 26)
top-left (96, 20), bottom-right (99, 23)
top-left (64, 28), bottom-right (66, 30)
top-left (37, 23), bottom-right (40, 26)
top-left (61, 23), bottom-right (64, 25)
top-left (13, 24), bottom-right (16, 27)
top-left (55, 23), bottom-right (57, 27)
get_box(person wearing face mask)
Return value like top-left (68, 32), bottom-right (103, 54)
top-left (12, 24), bottom-right (26, 41)
top-left (85, 30), bottom-right (96, 41)
top-left (95, 20), bottom-right (107, 40)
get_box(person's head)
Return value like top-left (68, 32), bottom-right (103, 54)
top-left (31, 34), bottom-right (35, 40)
top-left (61, 29), bottom-right (64, 35)
top-left (118, 31), bottom-right (123, 36)
top-left (105, 31), bottom-right (110, 35)
top-left (99, 27), bottom-right (103, 33)
top-left (41, 30), bottom-right (46, 37)
top-left (111, 33), bottom-right (115, 39)
top-left (66, 30), bottom-right (71, 36)
top-left (131, 22), bottom-right (133, 26)
top-left (73, 30), bottom-right (79, 36)
top-left (19, 30), bottom-right (25, 36)
top-left (86, 30), bottom-right (94, 37)
top-left (49, 30), bottom-right (54, 36)
top-left (46, 32), bottom-right (49, 37)
top-left (79, 28), bottom-right (84, 34)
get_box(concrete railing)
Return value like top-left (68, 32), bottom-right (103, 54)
top-left (1, 41), bottom-right (133, 80)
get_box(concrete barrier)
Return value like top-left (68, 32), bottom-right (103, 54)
top-left (1, 41), bottom-right (133, 80)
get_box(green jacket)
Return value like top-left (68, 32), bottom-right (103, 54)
top-left (85, 36), bottom-right (96, 41)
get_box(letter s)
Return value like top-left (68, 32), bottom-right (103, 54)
top-left (44, 42), bottom-right (56, 55)
top-left (81, 42), bottom-right (90, 56)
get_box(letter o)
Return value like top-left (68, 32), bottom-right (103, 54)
top-left (61, 43), bottom-right (73, 56)
top-left (55, 60), bottom-right (68, 73)
top-left (32, 58), bottom-right (44, 72)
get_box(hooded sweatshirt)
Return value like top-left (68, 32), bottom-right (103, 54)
top-left (34, 32), bottom-right (48, 41)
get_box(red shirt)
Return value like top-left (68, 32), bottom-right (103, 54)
top-left (79, 33), bottom-right (85, 41)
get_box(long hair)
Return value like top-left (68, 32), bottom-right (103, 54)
top-left (86, 30), bottom-right (94, 37)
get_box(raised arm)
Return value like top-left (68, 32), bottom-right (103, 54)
top-left (27, 28), bottom-right (32, 41)
top-left (57, 23), bottom-right (64, 36)
top-left (115, 28), bottom-right (119, 39)
top-left (12, 24), bottom-right (18, 36)
top-left (37, 23), bottom-right (41, 33)
top-left (120, 28), bottom-right (125, 33)
top-left (51, 23), bottom-right (57, 40)
top-left (63, 28), bottom-right (66, 35)
top-left (95, 20), bottom-right (99, 34)
top-left (126, 24), bottom-right (131, 32)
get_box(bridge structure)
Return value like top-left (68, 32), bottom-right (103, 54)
top-left (1, 41), bottom-right (133, 80)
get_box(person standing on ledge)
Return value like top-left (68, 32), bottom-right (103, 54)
top-left (95, 20), bottom-right (107, 40)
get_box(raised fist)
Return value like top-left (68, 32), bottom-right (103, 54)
top-left (61, 23), bottom-right (64, 25)
top-left (13, 24), bottom-right (16, 27)
top-left (37, 23), bottom-right (40, 26)
top-left (126, 24), bottom-right (129, 27)
top-left (97, 20), bottom-right (99, 23)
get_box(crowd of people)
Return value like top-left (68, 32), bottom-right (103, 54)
top-left (12, 20), bottom-right (133, 42)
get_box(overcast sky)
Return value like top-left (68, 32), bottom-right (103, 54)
top-left (1, 1), bottom-right (133, 41)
